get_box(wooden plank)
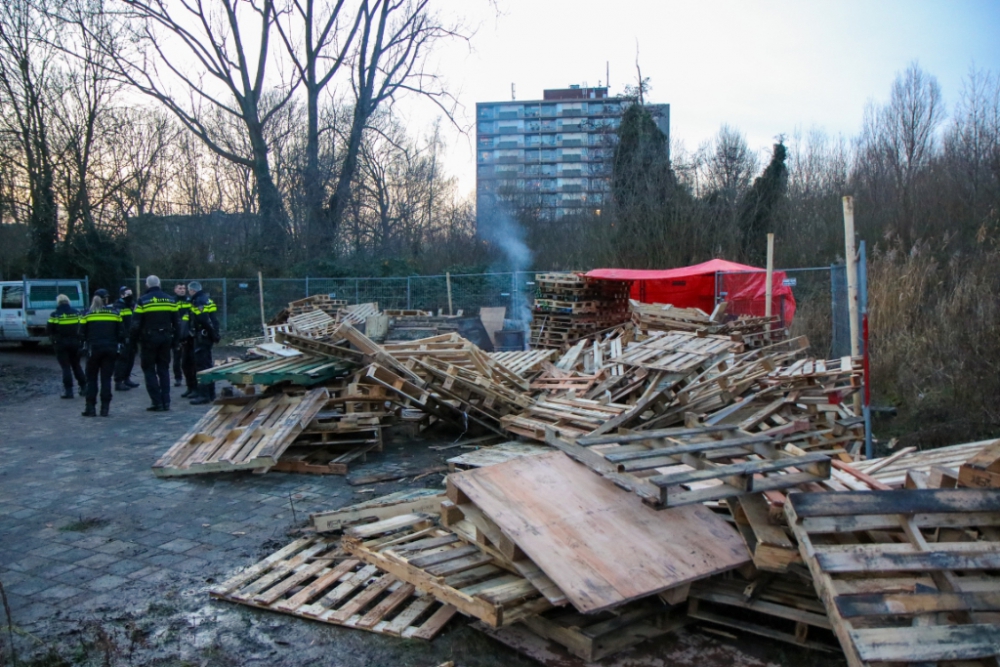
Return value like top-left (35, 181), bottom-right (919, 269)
top-left (849, 625), bottom-right (1000, 662)
top-left (835, 591), bottom-right (1000, 618)
top-left (310, 490), bottom-right (445, 533)
top-left (788, 489), bottom-right (1000, 518)
top-left (448, 450), bottom-right (750, 614)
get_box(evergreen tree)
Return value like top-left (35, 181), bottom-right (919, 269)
top-left (739, 141), bottom-right (788, 263)
top-left (612, 104), bottom-right (671, 212)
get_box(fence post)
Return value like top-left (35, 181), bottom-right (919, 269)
top-left (859, 241), bottom-right (873, 459)
top-left (222, 277), bottom-right (228, 331)
top-left (354, 278), bottom-right (360, 304)
top-left (305, 276), bottom-right (310, 298)
top-left (406, 277), bottom-right (412, 310)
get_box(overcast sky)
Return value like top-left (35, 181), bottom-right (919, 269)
top-left (398, 0), bottom-right (1000, 196)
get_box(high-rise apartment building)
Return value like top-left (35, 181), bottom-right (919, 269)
top-left (476, 85), bottom-right (669, 220)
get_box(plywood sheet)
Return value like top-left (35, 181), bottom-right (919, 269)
top-left (449, 451), bottom-right (750, 613)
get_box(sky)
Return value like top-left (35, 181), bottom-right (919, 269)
top-left (396, 0), bottom-right (1000, 197)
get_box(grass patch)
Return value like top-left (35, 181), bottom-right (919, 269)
top-left (59, 517), bottom-right (109, 532)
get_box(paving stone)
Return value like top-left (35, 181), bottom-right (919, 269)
top-left (27, 543), bottom-right (73, 559)
top-left (6, 575), bottom-right (53, 596)
top-left (159, 537), bottom-right (201, 554)
top-left (35, 583), bottom-right (84, 601)
top-left (76, 552), bottom-right (121, 570)
top-left (6, 555), bottom-right (55, 573)
top-left (93, 539), bottom-right (135, 555)
top-left (84, 574), bottom-right (129, 592)
top-left (105, 559), bottom-right (147, 577)
top-left (51, 547), bottom-right (98, 563)
top-left (52, 566), bottom-right (101, 585)
top-left (146, 552), bottom-right (188, 568)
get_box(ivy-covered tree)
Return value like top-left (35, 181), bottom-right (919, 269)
top-left (739, 141), bottom-right (788, 262)
top-left (612, 103), bottom-right (671, 212)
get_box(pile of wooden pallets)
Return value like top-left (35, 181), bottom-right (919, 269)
top-left (631, 299), bottom-right (788, 348)
top-left (530, 273), bottom-right (632, 349)
top-left (205, 412), bottom-right (1000, 663)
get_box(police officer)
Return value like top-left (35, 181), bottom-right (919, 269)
top-left (187, 281), bottom-right (220, 406)
top-left (80, 289), bottom-right (124, 417)
top-left (47, 294), bottom-right (86, 399)
top-left (113, 286), bottom-right (139, 392)
top-left (172, 283), bottom-right (196, 393)
top-left (131, 275), bottom-right (180, 411)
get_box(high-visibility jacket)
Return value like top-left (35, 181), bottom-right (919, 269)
top-left (81, 306), bottom-right (124, 348)
top-left (47, 304), bottom-right (83, 343)
top-left (189, 290), bottom-right (220, 343)
top-left (131, 287), bottom-right (180, 344)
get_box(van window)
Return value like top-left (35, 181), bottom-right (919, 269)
top-left (29, 284), bottom-right (80, 306)
top-left (2, 285), bottom-right (24, 308)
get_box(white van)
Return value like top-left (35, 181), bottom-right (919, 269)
top-left (0, 279), bottom-right (87, 344)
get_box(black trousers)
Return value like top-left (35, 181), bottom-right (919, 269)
top-left (193, 340), bottom-right (214, 399)
top-left (114, 338), bottom-right (136, 383)
top-left (140, 339), bottom-right (173, 407)
top-left (85, 345), bottom-right (116, 406)
top-left (56, 342), bottom-right (86, 390)
top-left (174, 338), bottom-right (197, 389)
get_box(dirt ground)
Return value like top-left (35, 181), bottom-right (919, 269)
top-left (0, 343), bottom-right (846, 667)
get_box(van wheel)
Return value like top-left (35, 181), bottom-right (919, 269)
top-left (20, 341), bottom-right (40, 348)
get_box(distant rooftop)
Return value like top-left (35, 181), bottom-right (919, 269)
top-left (543, 85), bottom-right (609, 101)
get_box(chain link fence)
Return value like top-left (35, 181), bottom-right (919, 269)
top-left (159, 272), bottom-right (540, 340)
top-left (158, 268), bottom-right (851, 352)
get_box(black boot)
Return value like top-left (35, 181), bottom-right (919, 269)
top-left (115, 382), bottom-right (131, 391)
top-left (82, 403), bottom-right (97, 417)
top-left (100, 403), bottom-right (110, 417)
top-left (189, 387), bottom-right (211, 405)
top-left (174, 378), bottom-right (183, 387)
top-left (125, 379), bottom-right (140, 388)
top-left (61, 387), bottom-right (73, 399)
top-left (146, 404), bottom-right (163, 412)
top-left (180, 388), bottom-right (195, 398)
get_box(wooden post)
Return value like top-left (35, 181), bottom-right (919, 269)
top-left (843, 196), bottom-right (862, 414)
top-left (135, 265), bottom-right (140, 296)
top-left (257, 271), bottom-right (267, 337)
top-left (446, 272), bottom-right (453, 316)
top-left (764, 233), bottom-right (774, 321)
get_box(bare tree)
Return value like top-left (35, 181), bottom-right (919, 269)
top-left (71, 0), bottom-right (297, 260)
top-left (274, 0), bottom-right (363, 245)
top-left (327, 0), bottom-right (463, 242)
top-left (0, 0), bottom-right (60, 272)
top-left (945, 67), bottom-right (1000, 236)
top-left (856, 62), bottom-right (944, 242)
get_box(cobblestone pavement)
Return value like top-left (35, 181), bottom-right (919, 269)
top-left (0, 347), bottom-right (835, 666)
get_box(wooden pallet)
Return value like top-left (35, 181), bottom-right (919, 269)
top-left (958, 439), bottom-right (1000, 489)
top-left (688, 576), bottom-right (839, 652)
top-left (311, 489), bottom-right (445, 533)
top-left (447, 442), bottom-right (550, 471)
top-left (549, 425), bottom-right (830, 509)
top-left (488, 350), bottom-right (555, 377)
top-left (342, 514), bottom-right (552, 627)
top-left (501, 397), bottom-right (631, 442)
top-left (198, 354), bottom-right (352, 387)
top-left (153, 388), bottom-right (330, 477)
top-left (271, 442), bottom-right (381, 475)
top-left (611, 331), bottom-right (741, 373)
top-left (785, 489), bottom-right (1000, 667)
top-left (852, 439), bottom-right (999, 488)
top-left (447, 450), bottom-right (750, 615)
top-left (209, 535), bottom-right (456, 639)
top-left (514, 599), bottom-right (689, 662)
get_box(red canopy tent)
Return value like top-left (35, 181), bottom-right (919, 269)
top-left (586, 259), bottom-right (796, 324)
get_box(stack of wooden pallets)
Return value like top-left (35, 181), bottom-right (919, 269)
top-left (530, 273), bottom-right (632, 349)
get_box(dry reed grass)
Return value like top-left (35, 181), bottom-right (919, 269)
top-left (868, 240), bottom-right (1000, 446)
